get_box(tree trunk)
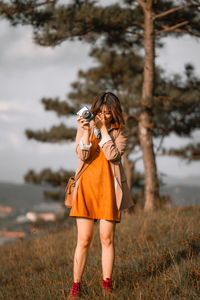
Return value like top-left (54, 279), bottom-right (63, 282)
top-left (138, 5), bottom-right (160, 211)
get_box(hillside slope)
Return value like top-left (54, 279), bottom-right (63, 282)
top-left (0, 206), bottom-right (199, 299)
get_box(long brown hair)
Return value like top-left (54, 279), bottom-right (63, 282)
top-left (91, 92), bottom-right (125, 127)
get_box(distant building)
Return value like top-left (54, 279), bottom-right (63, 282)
top-left (16, 211), bottom-right (56, 223)
top-left (26, 212), bottom-right (37, 222)
top-left (0, 205), bottom-right (12, 218)
top-left (16, 215), bottom-right (29, 223)
top-left (37, 213), bottom-right (56, 221)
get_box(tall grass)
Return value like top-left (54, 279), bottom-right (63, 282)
top-left (0, 206), bottom-right (200, 299)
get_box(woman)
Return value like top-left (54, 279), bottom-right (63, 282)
top-left (68, 92), bottom-right (134, 299)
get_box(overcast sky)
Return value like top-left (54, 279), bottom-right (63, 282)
top-left (0, 16), bottom-right (200, 184)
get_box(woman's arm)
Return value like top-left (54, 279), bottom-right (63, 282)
top-left (75, 117), bottom-right (92, 161)
top-left (99, 126), bottom-right (128, 162)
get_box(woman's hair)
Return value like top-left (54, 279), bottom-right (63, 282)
top-left (91, 92), bottom-right (125, 127)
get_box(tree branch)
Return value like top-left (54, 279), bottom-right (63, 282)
top-left (135, 0), bottom-right (146, 10)
top-left (147, 0), bottom-right (154, 10)
top-left (155, 24), bottom-right (200, 37)
top-left (130, 21), bottom-right (144, 29)
top-left (154, 101), bottom-right (200, 147)
top-left (2, 0), bottom-right (55, 15)
top-left (156, 21), bottom-right (189, 35)
top-left (134, 155), bottom-right (143, 163)
top-left (154, 5), bottom-right (191, 20)
top-left (185, 30), bottom-right (200, 37)
top-left (166, 152), bottom-right (200, 160)
top-left (126, 29), bottom-right (144, 38)
top-left (155, 135), bottom-right (165, 154)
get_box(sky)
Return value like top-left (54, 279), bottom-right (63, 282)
top-left (0, 13), bottom-right (200, 184)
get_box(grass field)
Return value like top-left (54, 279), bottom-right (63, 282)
top-left (0, 206), bottom-right (200, 299)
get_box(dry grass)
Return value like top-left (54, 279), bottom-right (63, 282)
top-left (0, 206), bottom-right (200, 299)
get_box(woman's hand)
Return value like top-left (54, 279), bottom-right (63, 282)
top-left (95, 114), bottom-right (107, 130)
top-left (77, 116), bottom-right (91, 146)
top-left (95, 114), bottom-right (109, 137)
top-left (77, 116), bottom-right (90, 132)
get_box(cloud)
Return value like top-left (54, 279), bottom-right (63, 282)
top-left (8, 34), bottom-right (54, 58)
top-left (0, 99), bottom-right (32, 113)
top-left (0, 19), bottom-right (92, 73)
top-left (0, 114), bottom-right (11, 121)
top-left (7, 132), bottom-right (21, 146)
top-left (0, 20), bottom-right (93, 105)
top-left (0, 95), bottom-right (77, 166)
top-left (0, 141), bottom-right (78, 183)
top-left (156, 35), bottom-right (200, 77)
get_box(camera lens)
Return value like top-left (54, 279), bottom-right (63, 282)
top-left (82, 110), bottom-right (91, 119)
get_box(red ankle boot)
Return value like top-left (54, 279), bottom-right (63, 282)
top-left (102, 277), bottom-right (113, 295)
top-left (68, 281), bottom-right (81, 299)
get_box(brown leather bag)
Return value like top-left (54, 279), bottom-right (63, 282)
top-left (65, 177), bottom-right (76, 208)
top-left (65, 146), bottom-right (100, 208)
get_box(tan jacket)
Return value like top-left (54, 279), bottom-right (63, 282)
top-left (72, 122), bottom-right (134, 211)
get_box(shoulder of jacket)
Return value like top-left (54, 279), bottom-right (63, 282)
top-left (110, 127), bottom-right (124, 140)
top-left (113, 125), bottom-right (128, 135)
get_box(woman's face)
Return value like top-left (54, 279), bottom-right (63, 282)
top-left (97, 105), bottom-right (113, 125)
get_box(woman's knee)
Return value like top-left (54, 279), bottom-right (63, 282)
top-left (76, 218), bottom-right (94, 249)
top-left (77, 235), bottom-right (93, 249)
top-left (100, 234), bottom-right (113, 247)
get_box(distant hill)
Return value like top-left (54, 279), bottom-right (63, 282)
top-left (160, 185), bottom-right (200, 206)
top-left (0, 182), bottom-right (65, 235)
top-left (0, 179), bottom-right (199, 212)
top-left (162, 175), bottom-right (200, 187)
top-left (159, 175), bottom-right (200, 206)
top-left (0, 181), bottom-right (63, 215)
top-left (0, 180), bottom-right (199, 245)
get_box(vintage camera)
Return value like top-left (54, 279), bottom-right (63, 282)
top-left (77, 106), bottom-right (94, 122)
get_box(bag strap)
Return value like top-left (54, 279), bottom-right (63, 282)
top-left (75, 146), bottom-right (100, 181)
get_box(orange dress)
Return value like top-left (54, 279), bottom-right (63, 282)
top-left (70, 132), bottom-right (121, 222)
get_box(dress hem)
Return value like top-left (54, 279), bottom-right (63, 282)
top-left (69, 214), bottom-right (121, 223)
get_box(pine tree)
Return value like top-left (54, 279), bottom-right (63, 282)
top-left (1, 0), bottom-right (200, 210)
top-left (66, 47), bottom-right (200, 203)
top-left (160, 64), bottom-right (200, 162)
top-left (21, 46), bottom-right (200, 208)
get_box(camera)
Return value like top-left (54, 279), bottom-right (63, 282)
top-left (77, 106), bottom-right (94, 122)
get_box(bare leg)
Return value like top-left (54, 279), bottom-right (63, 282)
top-left (73, 217), bottom-right (94, 282)
top-left (100, 219), bottom-right (116, 280)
